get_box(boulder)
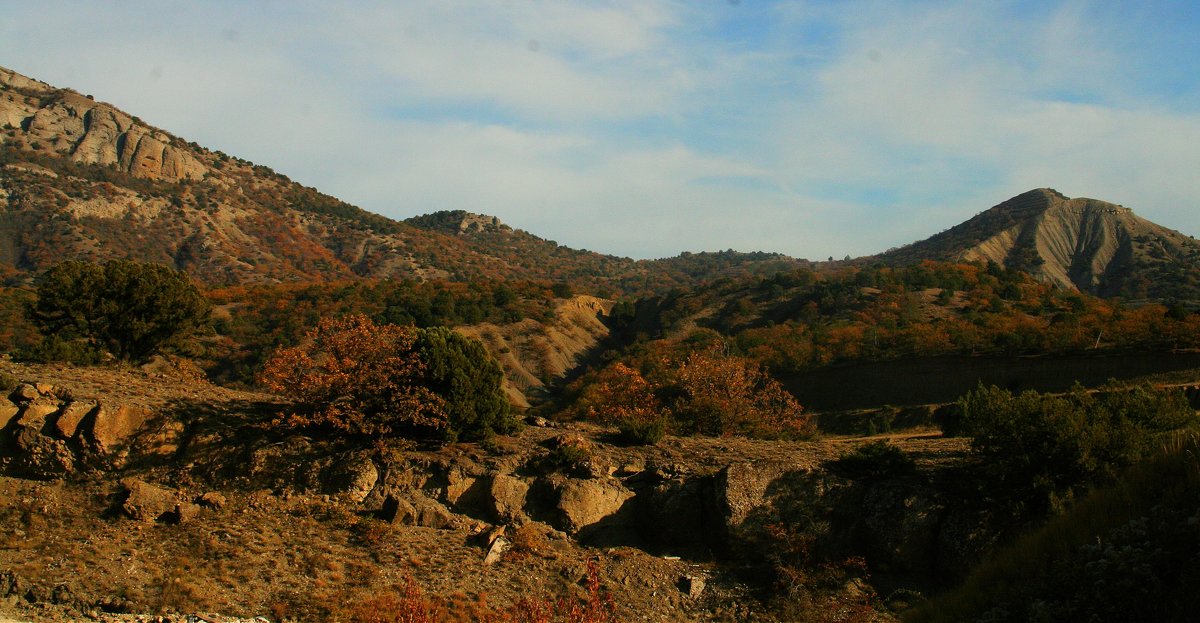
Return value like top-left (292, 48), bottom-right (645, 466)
top-left (16, 399), bottom-right (59, 433)
top-left (86, 403), bottom-right (153, 456)
top-left (715, 461), bottom-right (820, 530)
top-left (129, 417), bottom-right (185, 459)
top-left (483, 536), bottom-right (509, 565)
top-left (197, 492), bottom-right (227, 510)
top-left (14, 426), bottom-right (75, 477)
top-left (173, 502), bottom-right (203, 524)
top-left (680, 575), bottom-right (706, 599)
top-left (53, 400), bottom-right (97, 439)
top-left (444, 468), bottom-right (478, 506)
top-left (0, 401), bottom-right (19, 431)
top-left (411, 497), bottom-right (455, 529)
top-left (381, 493), bottom-right (455, 529)
top-left (380, 494), bottom-right (414, 524)
top-left (11, 399), bottom-right (74, 477)
top-left (121, 479), bottom-right (177, 522)
top-left (328, 457), bottom-right (378, 503)
top-left (487, 474), bottom-right (530, 523)
top-left (553, 479), bottom-right (634, 536)
top-left (9, 383), bottom-right (39, 403)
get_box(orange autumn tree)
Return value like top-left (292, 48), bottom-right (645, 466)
top-left (258, 314), bottom-right (447, 437)
top-left (670, 348), bottom-right (814, 439)
top-left (570, 345), bottom-right (815, 441)
top-left (571, 362), bottom-right (667, 444)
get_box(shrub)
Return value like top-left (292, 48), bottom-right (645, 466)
top-left (569, 362), bottom-right (666, 445)
top-left (617, 415), bottom-right (666, 445)
top-left (958, 383), bottom-right (1197, 516)
top-left (346, 578), bottom-right (442, 623)
top-left (27, 259), bottom-right (211, 362)
top-left (413, 326), bottom-right (515, 441)
top-left (669, 349), bottom-right (813, 439)
top-left (18, 334), bottom-right (104, 365)
top-left (825, 441), bottom-right (917, 481)
top-left (542, 440), bottom-right (593, 474)
top-left (258, 314), bottom-right (447, 437)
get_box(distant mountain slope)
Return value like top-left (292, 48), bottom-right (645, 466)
top-left (0, 65), bottom-right (488, 284)
top-left (878, 188), bottom-right (1200, 301)
top-left (0, 65), bottom-right (805, 292)
top-left (407, 210), bottom-right (812, 294)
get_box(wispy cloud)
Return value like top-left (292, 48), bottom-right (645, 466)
top-left (1, 1), bottom-right (1197, 259)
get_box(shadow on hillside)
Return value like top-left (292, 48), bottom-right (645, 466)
top-left (142, 396), bottom-right (353, 491)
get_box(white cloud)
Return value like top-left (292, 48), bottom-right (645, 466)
top-left (763, 2), bottom-right (1200, 252)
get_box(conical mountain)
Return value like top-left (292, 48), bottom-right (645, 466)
top-left (879, 188), bottom-right (1200, 301)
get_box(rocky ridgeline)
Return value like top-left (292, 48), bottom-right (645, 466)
top-left (0, 66), bottom-right (207, 181)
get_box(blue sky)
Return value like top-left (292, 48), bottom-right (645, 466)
top-left (2, 1), bottom-right (1199, 260)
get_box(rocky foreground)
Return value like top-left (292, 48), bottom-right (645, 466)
top-left (0, 360), bottom-right (974, 622)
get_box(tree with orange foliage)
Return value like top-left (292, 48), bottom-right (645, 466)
top-left (258, 314), bottom-right (447, 437)
top-left (571, 362), bottom-right (666, 444)
top-left (670, 348), bottom-right (814, 439)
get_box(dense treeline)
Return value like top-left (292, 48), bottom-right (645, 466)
top-left (623, 260), bottom-right (1200, 377)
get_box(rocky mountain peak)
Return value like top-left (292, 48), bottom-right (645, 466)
top-left (880, 189), bottom-right (1200, 301)
top-left (406, 210), bottom-right (510, 235)
top-left (0, 65), bottom-right (206, 181)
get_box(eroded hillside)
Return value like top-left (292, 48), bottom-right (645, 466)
top-left (879, 188), bottom-right (1200, 301)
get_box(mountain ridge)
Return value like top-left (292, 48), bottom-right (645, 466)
top-left (878, 188), bottom-right (1200, 301)
top-left (3, 65), bottom-right (1199, 302)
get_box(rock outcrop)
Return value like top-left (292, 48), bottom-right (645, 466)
top-left (0, 381), bottom-right (180, 476)
top-left (0, 68), bottom-right (206, 181)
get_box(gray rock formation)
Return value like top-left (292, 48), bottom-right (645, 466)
top-left (1, 67), bottom-right (206, 181)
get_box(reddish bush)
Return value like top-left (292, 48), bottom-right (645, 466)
top-left (258, 314), bottom-right (447, 437)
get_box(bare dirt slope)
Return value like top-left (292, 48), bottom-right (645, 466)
top-left (461, 296), bottom-right (615, 408)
